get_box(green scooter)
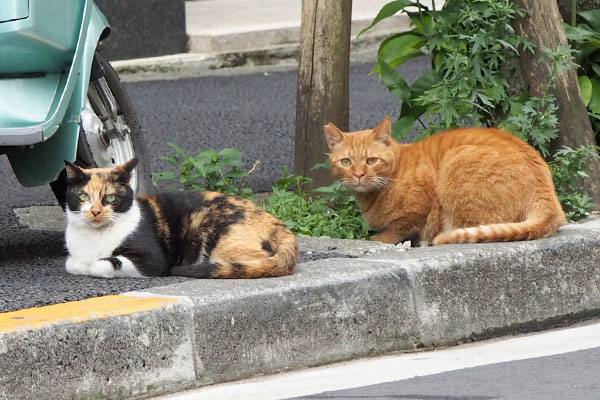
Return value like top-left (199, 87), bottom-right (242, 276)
top-left (0, 0), bottom-right (151, 205)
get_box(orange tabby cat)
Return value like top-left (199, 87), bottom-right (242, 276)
top-left (324, 116), bottom-right (566, 245)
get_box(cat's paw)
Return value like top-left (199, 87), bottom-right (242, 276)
top-left (65, 257), bottom-right (91, 276)
top-left (90, 259), bottom-right (117, 278)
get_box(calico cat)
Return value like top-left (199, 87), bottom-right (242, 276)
top-left (63, 158), bottom-right (297, 278)
top-left (324, 116), bottom-right (566, 245)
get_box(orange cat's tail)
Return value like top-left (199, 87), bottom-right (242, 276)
top-left (432, 207), bottom-right (566, 245)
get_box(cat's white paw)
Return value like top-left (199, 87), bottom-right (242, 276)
top-left (90, 259), bottom-right (116, 278)
top-left (65, 257), bottom-right (91, 276)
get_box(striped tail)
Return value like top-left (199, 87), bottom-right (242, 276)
top-left (432, 209), bottom-right (565, 245)
top-left (170, 231), bottom-right (298, 279)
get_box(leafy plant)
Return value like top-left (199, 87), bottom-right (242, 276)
top-left (152, 142), bottom-right (255, 198)
top-left (360, 0), bottom-right (528, 140)
top-left (500, 45), bottom-right (578, 157)
top-left (264, 167), bottom-right (371, 239)
top-left (565, 9), bottom-right (600, 141)
top-left (549, 145), bottom-right (598, 221)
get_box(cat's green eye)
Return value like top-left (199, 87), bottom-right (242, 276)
top-left (366, 157), bottom-right (378, 165)
top-left (340, 158), bottom-right (352, 167)
top-left (78, 193), bottom-right (90, 202)
top-left (104, 194), bottom-right (117, 203)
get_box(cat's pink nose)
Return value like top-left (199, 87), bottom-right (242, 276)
top-left (91, 211), bottom-right (101, 217)
top-left (354, 171), bottom-right (365, 178)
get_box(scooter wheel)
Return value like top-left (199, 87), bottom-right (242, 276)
top-left (51, 51), bottom-right (152, 207)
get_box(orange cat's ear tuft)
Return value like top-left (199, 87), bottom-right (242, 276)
top-left (373, 116), bottom-right (392, 144)
top-left (324, 122), bottom-right (345, 150)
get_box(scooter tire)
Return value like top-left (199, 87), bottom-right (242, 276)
top-left (51, 51), bottom-right (152, 208)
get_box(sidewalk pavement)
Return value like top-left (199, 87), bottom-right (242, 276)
top-left (4, 1), bottom-right (600, 399)
top-left (112, 0), bottom-right (435, 74)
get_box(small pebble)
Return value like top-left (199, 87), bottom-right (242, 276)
top-left (395, 241), bottom-right (413, 250)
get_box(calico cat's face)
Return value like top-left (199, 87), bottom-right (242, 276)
top-left (324, 117), bottom-right (396, 193)
top-left (64, 158), bottom-right (138, 228)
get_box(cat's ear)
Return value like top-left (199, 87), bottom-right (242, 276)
top-left (373, 116), bottom-right (392, 145)
top-left (324, 122), bottom-right (345, 151)
top-left (112, 158), bottom-right (138, 183)
top-left (64, 161), bottom-right (87, 183)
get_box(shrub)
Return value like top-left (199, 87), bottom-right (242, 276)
top-left (152, 142), bottom-right (255, 199)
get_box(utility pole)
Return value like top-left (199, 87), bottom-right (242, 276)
top-left (295, 0), bottom-right (352, 189)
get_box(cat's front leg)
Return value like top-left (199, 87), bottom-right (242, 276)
top-left (65, 256), bottom-right (92, 276)
top-left (89, 256), bottom-right (145, 279)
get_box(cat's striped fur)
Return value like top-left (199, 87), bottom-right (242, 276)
top-left (64, 158), bottom-right (297, 278)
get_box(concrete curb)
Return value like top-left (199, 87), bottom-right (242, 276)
top-left (2, 220), bottom-right (600, 399)
top-left (110, 14), bottom-right (409, 75)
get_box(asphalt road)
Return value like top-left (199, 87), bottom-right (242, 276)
top-left (0, 58), bottom-right (428, 312)
top-left (294, 348), bottom-right (600, 399)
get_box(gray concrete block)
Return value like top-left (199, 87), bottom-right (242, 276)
top-left (148, 258), bottom-right (419, 384)
top-left (0, 298), bottom-right (195, 400)
top-left (366, 230), bottom-right (600, 346)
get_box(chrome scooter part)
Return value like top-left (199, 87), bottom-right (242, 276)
top-left (79, 97), bottom-right (138, 190)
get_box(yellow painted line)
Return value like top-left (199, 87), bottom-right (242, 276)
top-left (0, 295), bottom-right (179, 334)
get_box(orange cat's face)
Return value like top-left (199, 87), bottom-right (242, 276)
top-left (324, 117), bottom-right (396, 193)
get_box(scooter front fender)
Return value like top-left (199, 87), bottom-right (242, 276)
top-left (6, 1), bottom-right (109, 187)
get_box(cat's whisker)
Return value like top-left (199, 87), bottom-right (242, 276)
top-left (370, 177), bottom-right (392, 192)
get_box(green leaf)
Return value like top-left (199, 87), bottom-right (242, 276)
top-left (310, 160), bottom-right (331, 171)
top-left (225, 169), bottom-right (247, 178)
top-left (312, 185), bottom-right (336, 193)
top-left (577, 42), bottom-right (600, 63)
top-left (579, 75), bottom-right (593, 106)
top-left (195, 149), bottom-right (217, 162)
top-left (190, 160), bottom-right (207, 176)
top-left (162, 154), bottom-right (179, 165)
top-left (579, 9), bottom-right (600, 32)
top-left (379, 59), bottom-right (412, 103)
top-left (391, 116), bottom-right (416, 141)
top-left (589, 78), bottom-right (600, 114)
top-left (374, 33), bottom-right (426, 74)
top-left (218, 148), bottom-right (242, 162)
top-left (167, 142), bottom-right (188, 158)
top-left (565, 23), bottom-right (600, 42)
top-left (152, 171), bottom-right (177, 181)
top-left (358, 0), bottom-right (427, 38)
top-left (400, 70), bottom-right (441, 118)
top-left (407, 11), bottom-right (433, 35)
